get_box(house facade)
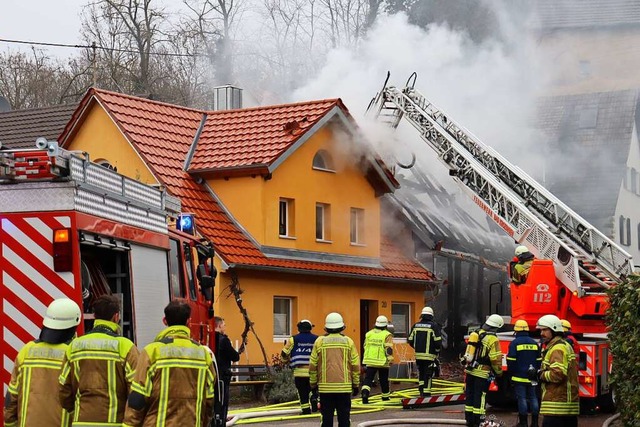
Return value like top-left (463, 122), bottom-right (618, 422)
top-left (58, 88), bottom-right (434, 364)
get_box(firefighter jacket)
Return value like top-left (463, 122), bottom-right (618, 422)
top-left (309, 333), bottom-right (360, 394)
top-left (466, 331), bottom-right (503, 379)
top-left (407, 317), bottom-right (442, 361)
top-left (564, 332), bottom-right (580, 355)
top-left (281, 332), bottom-right (318, 377)
top-left (539, 336), bottom-right (579, 416)
top-left (4, 340), bottom-right (72, 427)
top-left (59, 319), bottom-right (139, 426)
top-left (512, 260), bottom-right (533, 284)
top-left (122, 325), bottom-right (216, 427)
top-left (506, 331), bottom-right (541, 383)
top-left (362, 328), bottom-right (394, 368)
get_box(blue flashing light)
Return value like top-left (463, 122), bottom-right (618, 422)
top-left (177, 214), bottom-right (195, 235)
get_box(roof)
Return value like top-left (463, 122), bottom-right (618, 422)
top-left (535, 89), bottom-right (638, 234)
top-left (0, 104), bottom-right (76, 149)
top-left (531, 0), bottom-right (640, 30)
top-left (60, 88), bottom-right (432, 283)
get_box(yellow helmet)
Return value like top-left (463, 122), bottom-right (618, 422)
top-left (561, 319), bottom-right (572, 332)
top-left (514, 320), bottom-right (529, 331)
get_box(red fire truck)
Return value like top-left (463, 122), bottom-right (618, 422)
top-left (0, 140), bottom-right (216, 401)
top-left (369, 72), bottom-right (629, 410)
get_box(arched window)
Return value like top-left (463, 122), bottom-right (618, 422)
top-left (95, 158), bottom-right (117, 172)
top-left (312, 150), bottom-right (334, 172)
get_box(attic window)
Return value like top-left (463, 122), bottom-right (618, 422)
top-left (312, 150), bottom-right (335, 172)
top-left (96, 159), bottom-right (117, 172)
top-left (577, 106), bottom-right (598, 129)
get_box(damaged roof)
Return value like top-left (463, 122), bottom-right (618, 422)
top-left (536, 89), bottom-right (638, 235)
top-left (0, 104), bottom-right (76, 149)
top-left (59, 88), bottom-right (432, 283)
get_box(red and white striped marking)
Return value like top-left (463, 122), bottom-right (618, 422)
top-left (1, 214), bottom-right (79, 392)
top-left (402, 393), bottom-right (466, 408)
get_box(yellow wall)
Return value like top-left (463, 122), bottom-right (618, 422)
top-left (215, 269), bottom-right (422, 364)
top-left (208, 126), bottom-right (381, 258)
top-left (537, 28), bottom-right (640, 95)
top-left (65, 103), bottom-right (157, 185)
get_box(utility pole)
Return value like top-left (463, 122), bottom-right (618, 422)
top-left (91, 42), bottom-right (97, 87)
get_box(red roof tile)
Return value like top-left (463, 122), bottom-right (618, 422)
top-left (59, 88), bottom-right (433, 283)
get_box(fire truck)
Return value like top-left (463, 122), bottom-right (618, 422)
top-left (0, 139), bottom-right (217, 400)
top-left (368, 72), bottom-right (632, 410)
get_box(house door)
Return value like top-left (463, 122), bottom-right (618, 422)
top-left (359, 300), bottom-right (378, 353)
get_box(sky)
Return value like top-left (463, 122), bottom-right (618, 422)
top-left (1, 0), bottom-right (87, 57)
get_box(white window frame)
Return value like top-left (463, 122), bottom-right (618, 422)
top-left (316, 203), bottom-right (331, 242)
top-left (350, 208), bottom-right (365, 245)
top-left (279, 198), bottom-right (295, 238)
top-left (273, 297), bottom-right (292, 339)
top-left (391, 302), bottom-right (411, 340)
top-left (312, 150), bottom-right (335, 172)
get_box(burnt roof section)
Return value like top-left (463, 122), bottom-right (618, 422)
top-left (0, 104), bottom-right (76, 149)
top-left (531, 0), bottom-right (640, 30)
top-left (536, 89), bottom-right (638, 235)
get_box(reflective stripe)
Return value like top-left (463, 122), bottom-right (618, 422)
top-left (156, 368), bottom-right (170, 427)
top-left (195, 368), bottom-right (204, 427)
top-left (72, 423), bottom-right (122, 426)
top-left (516, 344), bottom-right (538, 351)
top-left (107, 360), bottom-right (117, 423)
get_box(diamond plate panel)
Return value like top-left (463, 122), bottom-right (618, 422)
top-left (0, 182), bottom-right (75, 212)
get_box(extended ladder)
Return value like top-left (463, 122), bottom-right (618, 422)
top-left (368, 73), bottom-right (633, 295)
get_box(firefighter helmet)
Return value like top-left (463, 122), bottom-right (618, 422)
top-left (537, 314), bottom-right (563, 332)
top-left (485, 314), bottom-right (504, 329)
top-left (375, 315), bottom-right (388, 327)
top-left (515, 245), bottom-right (529, 256)
top-left (514, 319), bottom-right (529, 332)
top-left (297, 319), bottom-right (314, 331)
top-left (325, 312), bottom-right (345, 330)
top-left (421, 306), bottom-right (434, 316)
top-left (561, 319), bottom-right (572, 332)
top-left (43, 298), bottom-right (81, 330)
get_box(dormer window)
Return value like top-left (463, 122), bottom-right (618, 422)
top-left (312, 150), bottom-right (335, 172)
top-left (96, 158), bottom-right (117, 172)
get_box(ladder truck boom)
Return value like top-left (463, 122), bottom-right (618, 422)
top-left (368, 72), bottom-right (633, 297)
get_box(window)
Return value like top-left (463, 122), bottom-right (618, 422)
top-left (350, 208), bottom-right (365, 244)
top-left (95, 158), bottom-right (117, 172)
top-left (312, 150), bottom-right (335, 171)
top-left (391, 303), bottom-right (411, 339)
top-left (619, 215), bottom-right (631, 246)
top-left (316, 203), bottom-right (331, 241)
top-left (279, 198), bottom-right (295, 237)
top-left (579, 60), bottom-right (591, 78)
top-left (168, 239), bottom-right (185, 298)
top-left (577, 106), bottom-right (598, 129)
top-left (631, 168), bottom-right (638, 195)
top-left (184, 243), bottom-right (197, 300)
top-left (273, 297), bottom-right (292, 337)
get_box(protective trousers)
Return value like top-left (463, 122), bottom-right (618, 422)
top-left (362, 367), bottom-right (390, 399)
top-left (416, 360), bottom-right (435, 396)
top-left (464, 374), bottom-right (489, 427)
top-left (319, 393), bottom-right (351, 427)
top-left (294, 376), bottom-right (313, 413)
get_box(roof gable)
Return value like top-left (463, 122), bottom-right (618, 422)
top-left (532, 0), bottom-right (640, 30)
top-left (59, 88), bottom-right (431, 283)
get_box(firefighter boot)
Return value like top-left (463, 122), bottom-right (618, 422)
top-left (418, 386), bottom-right (424, 398)
top-left (310, 392), bottom-right (319, 413)
top-left (512, 414), bottom-right (527, 427)
top-left (530, 414), bottom-right (539, 427)
top-left (361, 389), bottom-right (370, 404)
top-left (301, 408), bottom-right (312, 415)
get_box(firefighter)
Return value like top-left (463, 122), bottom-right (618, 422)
top-left (4, 298), bottom-right (81, 427)
top-left (122, 301), bottom-right (216, 427)
top-left (408, 306), bottom-right (442, 397)
top-left (536, 315), bottom-right (579, 427)
top-left (361, 315), bottom-right (394, 404)
top-left (560, 319), bottom-right (579, 355)
top-left (506, 320), bottom-right (541, 427)
top-left (512, 246), bottom-right (534, 284)
top-left (464, 314), bottom-right (504, 427)
top-left (213, 316), bottom-right (241, 427)
top-left (309, 312), bottom-right (360, 427)
top-left (59, 294), bottom-right (139, 426)
top-left (281, 319), bottom-right (319, 414)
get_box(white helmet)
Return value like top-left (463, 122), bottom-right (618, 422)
top-left (484, 314), bottom-right (504, 329)
top-left (325, 312), bottom-right (345, 330)
top-left (421, 306), bottom-right (434, 316)
top-left (375, 315), bottom-right (388, 327)
top-left (536, 314), bottom-right (563, 332)
top-left (515, 245), bottom-right (529, 257)
top-left (43, 298), bottom-right (81, 330)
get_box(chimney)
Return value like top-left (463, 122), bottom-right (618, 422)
top-left (212, 85), bottom-right (243, 110)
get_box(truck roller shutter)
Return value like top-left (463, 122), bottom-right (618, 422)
top-left (130, 244), bottom-right (170, 348)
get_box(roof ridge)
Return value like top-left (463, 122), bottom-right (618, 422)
top-left (205, 97), bottom-right (344, 115)
top-left (90, 87), bottom-right (205, 115)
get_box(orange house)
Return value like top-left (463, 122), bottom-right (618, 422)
top-left (58, 88), bottom-right (434, 364)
